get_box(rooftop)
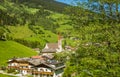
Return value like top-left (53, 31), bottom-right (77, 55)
top-left (46, 43), bottom-right (59, 49)
top-left (8, 56), bottom-right (65, 70)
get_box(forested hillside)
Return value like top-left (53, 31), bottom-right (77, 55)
top-left (62, 0), bottom-right (120, 77)
top-left (0, 0), bottom-right (120, 77)
top-left (11, 0), bottom-right (69, 13)
top-left (0, 0), bottom-right (72, 49)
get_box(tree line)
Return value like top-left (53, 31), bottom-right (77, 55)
top-left (63, 0), bottom-right (120, 77)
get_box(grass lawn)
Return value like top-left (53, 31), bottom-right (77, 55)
top-left (0, 41), bottom-right (37, 66)
top-left (0, 74), bottom-right (16, 77)
top-left (6, 26), bottom-right (35, 39)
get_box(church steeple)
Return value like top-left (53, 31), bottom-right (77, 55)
top-left (58, 33), bottom-right (62, 52)
top-left (58, 33), bottom-right (62, 45)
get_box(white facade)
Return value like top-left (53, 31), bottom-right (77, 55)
top-left (37, 67), bottom-right (51, 72)
top-left (9, 62), bottom-right (18, 66)
top-left (44, 44), bottom-right (49, 49)
top-left (21, 70), bottom-right (27, 75)
top-left (8, 58), bottom-right (65, 77)
top-left (42, 34), bottom-right (63, 54)
top-left (53, 71), bottom-right (63, 77)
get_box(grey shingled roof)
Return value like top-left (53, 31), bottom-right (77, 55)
top-left (8, 57), bottom-right (65, 70)
top-left (42, 43), bottom-right (59, 53)
top-left (47, 43), bottom-right (59, 49)
top-left (42, 49), bottom-right (56, 53)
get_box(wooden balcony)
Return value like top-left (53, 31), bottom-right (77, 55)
top-left (19, 68), bottom-right (31, 70)
top-left (8, 66), bottom-right (31, 70)
top-left (32, 71), bottom-right (53, 75)
top-left (7, 66), bottom-right (54, 75)
top-left (8, 66), bottom-right (19, 69)
top-left (19, 64), bottom-right (29, 66)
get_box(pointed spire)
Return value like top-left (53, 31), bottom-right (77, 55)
top-left (58, 32), bottom-right (61, 41)
top-left (57, 32), bottom-right (62, 52)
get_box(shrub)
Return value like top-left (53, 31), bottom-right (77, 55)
top-left (7, 69), bottom-right (16, 73)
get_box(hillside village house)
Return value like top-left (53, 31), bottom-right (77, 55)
top-left (42, 34), bottom-right (63, 55)
top-left (7, 56), bottom-right (65, 77)
top-left (33, 48), bottom-right (40, 53)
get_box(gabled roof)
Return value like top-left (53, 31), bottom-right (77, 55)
top-left (42, 43), bottom-right (60, 53)
top-left (8, 57), bottom-right (30, 63)
top-left (35, 62), bottom-right (65, 70)
top-left (32, 56), bottom-right (44, 60)
top-left (8, 57), bottom-right (65, 70)
top-left (42, 49), bottom-right (56, 53)
top-left (8, 57), bottom-right (44, 66)
top-left (42, 54), bottom-right (54, 59)
top-left (47, 43), bottom-right (59, 49)
top-left (28, 59), bottom-right (45, 66)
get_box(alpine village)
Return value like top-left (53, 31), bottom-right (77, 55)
top-left (0, 0), bottom-right (120, 77)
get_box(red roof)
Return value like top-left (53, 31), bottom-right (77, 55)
top-left (32, 56), bottom-right (44, 60)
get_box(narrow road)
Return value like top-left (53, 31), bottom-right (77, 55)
top-left (0, 70), bottom-right (25, 77)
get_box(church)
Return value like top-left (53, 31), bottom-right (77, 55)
top-left (41, 34), bottom-right (63, 55)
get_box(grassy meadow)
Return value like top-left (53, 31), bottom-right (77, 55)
top-left (0, 74), bottom-right (16, 77)
top-left (0, 41), bottom-right (37, 66)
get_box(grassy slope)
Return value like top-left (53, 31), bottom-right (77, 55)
top-left (0, 0), bottom-right (76, 47)
top-left (0, 74), bottom-right (16, 77)
top-left (0, 1), bottom-right (39, 14)
top-left (15, 0), bottom-right (69, 13)
top-left (0, 0), bottom-right (77, 47)
top-left (7, 26), bottom-right (35, 39)
top-left (6, 26), bottom-right (58, 45)
top-left (0, 41), bottom-right (37, 66)
top-left (49, 13), bottom-right (78, 46)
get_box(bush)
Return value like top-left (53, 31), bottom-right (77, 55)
top-left (7, 69), bottom-right (15, 73)
top-left (0, 66), bottom-right (6, 70)
top-left (13, 70), bottom-right (19, 74)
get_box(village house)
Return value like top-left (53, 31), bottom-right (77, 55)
top-left (7, 56), bottom-right (65, 77)
top-left (33, 48), bottom-right (40, 53)
top-left (64, 45), bottom-right (77, 51)
top-left (42, 34), bottom-right (63, 55)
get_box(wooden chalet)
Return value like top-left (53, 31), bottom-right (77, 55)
top-left (7, 57), bottom-right (65, 77)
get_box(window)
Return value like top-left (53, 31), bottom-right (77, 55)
top-left (40, 69), bottom-right (44, 72)
top-left (46, 69), bottom-right (48, 71)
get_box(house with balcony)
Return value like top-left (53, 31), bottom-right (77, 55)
top-left (7, 56), bottom-right (65, 77)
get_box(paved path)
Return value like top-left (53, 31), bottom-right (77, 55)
top-left (0, 70), bottom-right (25, 77)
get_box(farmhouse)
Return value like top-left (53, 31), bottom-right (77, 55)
top-left (7, 56), bottom-right (65, 77)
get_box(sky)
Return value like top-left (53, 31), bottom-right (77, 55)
top-left (56, 0), bottom-right (120, 13)
top-left (56, 0), bottom-right (88, 5)
top-left (55, 0), bottom-right (73, 4)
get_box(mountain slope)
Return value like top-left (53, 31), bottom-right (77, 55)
top-left (11, 0), bottom-right (70, 13)
top-left (0, 41), bottom-right (37, 66)
top-left (0, 0), bottom-right (78, 48)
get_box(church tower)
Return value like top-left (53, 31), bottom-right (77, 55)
top-left (58, 33), bottom-right (62, 52)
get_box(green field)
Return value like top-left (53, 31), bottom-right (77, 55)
top-left (6, 25), bottom-right (58, 46)
top-left (0, 41), bottom-right (37, 66)
top-left (6, 26), bottom-right (35, 39)
top-left (0, 74), bottom-right (16, 77)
